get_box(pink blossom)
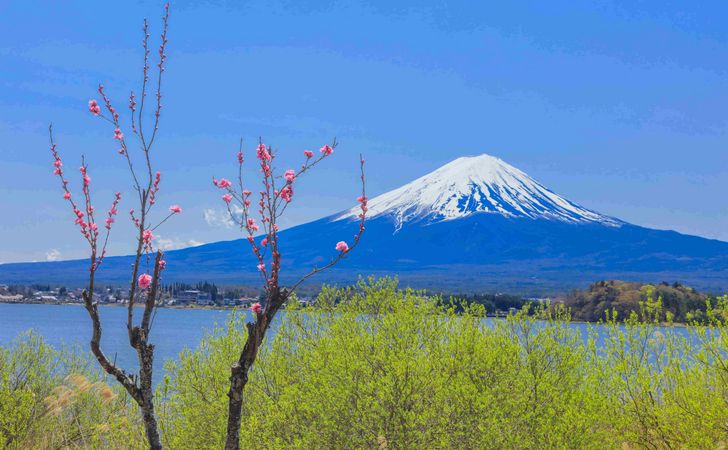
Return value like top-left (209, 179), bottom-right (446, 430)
top-left (251, 302), bottom-right (262, 314)
top-left (222, 193), bottom-right (233, 203)
top-left (256, 143), bottom-right (272, 161)
top-left (54, 168), bottom-right (62, 175)
top-left (320, 144), bottom-right (333, 156)
top-left (54, 160), bottom-right (62, 168)
top-left (217, 178), bottom-right (232, 189)
top-left (114, 128), bottom-right (124, 141)
top-left (335, 241), bottom-right (349, 252)
top-left (88, 99), bottom-right (101, 115)
top-left (284, 169), bottom-right (296, 183)
top-left (261, 237), bottom-right (268, 246)
top-left (237, 151), bottom-right (244, 164)
top-left (158, 260), bottom-right (166, 270)
top-left (304, 149), bottom-right (314, 158)
top-left (169, 204), bottom-right (182, 214)
top-left (256, 263), bottom-right (265, 272)
top-left (138, 273), bottom-right (152, 290)
top-left (279, 185), bottom-right (293, 202)
top-left (243, 190), bottom-right (252, 196)
top-left (63, 192), bottom-right (71, 200)
top-left (143, 229), bottom-right (154, 243)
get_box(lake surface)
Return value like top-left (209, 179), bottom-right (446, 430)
top-left (0, 303), bottom-right (250, 381)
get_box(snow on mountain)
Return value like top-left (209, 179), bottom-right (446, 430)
top-left (335, 154), bottom-right (622, 230)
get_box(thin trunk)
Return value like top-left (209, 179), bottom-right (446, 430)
top-left (224, 292), bottom-right (281, 450)
top-left (140, 342), bottom-right (162, 450)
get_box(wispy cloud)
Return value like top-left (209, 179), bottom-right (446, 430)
top-left (45, 249), bottom-right (61, 261)
top-left (154, 235), bottom-right (204, 251)
top-left (203, 207), bottom-right (242, 229)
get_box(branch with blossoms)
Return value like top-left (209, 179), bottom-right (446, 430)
top-left (48, 5), bottom-right (175, 449)
top-left (213, 140), bottom-right (367, 450)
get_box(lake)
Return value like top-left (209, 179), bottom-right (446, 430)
top-left (0, 303), bottom-right (250, 381)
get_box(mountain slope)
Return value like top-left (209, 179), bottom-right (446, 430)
top-left (2, 154), bottom-right (727, 294)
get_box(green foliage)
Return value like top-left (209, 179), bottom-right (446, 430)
top-left (162, 277), bottom-right (727, 449)
top-left (2, 278), bottom-right (727, 449)
top-left (0, 332), bottom-right (145, 449)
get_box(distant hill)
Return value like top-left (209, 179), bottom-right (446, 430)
top-left (2, 154), bottom-right (728, 294)
top-left (561, 280), bottom-right (724, 322)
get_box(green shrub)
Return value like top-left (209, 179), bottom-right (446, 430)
top-left (161, 278), bottom-right (728, 449)
top-left (3, 279), bottom-right (727, 449)
top-left (0, 332), bottom-right (144, 449)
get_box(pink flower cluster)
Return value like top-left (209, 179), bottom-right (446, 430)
top-left (149, 171), bottom-right (161, 205)
top-left (88, 99), bottom-right (101, 115)
top-left (54, 159), bottom-right (63, 176)
top-left (169, 204), bottom-right (182, 214)
top-left (335, 241), bottom-right (349, 252)
top-left (320, 144), bottom-right (333, 156)
top-left (213, 178), bottom-right (232, 189)
top-left (105, 192), bottom-right (121, 230)
top-left (284, 170), bottom-right (296, 183)
top-left (138, 273), bottom-right (152, 290)
top-left (279, 185), bottom-right (293, 203)
top-left (256, 143), bottom-right (271, 162)
top-left (251, 302), bottom-right (262, 314)
top-left (357, 195), bottom-right (368, 219)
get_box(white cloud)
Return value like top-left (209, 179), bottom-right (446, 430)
top-left (46, 249), bottom-right (61, 261)
top-left (203, 207), bottom-right (242, 229)
top-left (154, 235), bottom-right (204, 251)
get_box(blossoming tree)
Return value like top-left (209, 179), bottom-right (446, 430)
top-left (48, 5), bottom-right (175, 449)
top-left (213, 140), bottom-right (367, 449)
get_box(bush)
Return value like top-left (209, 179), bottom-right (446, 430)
top-left (3, 278), bottom-right (727, 448)
top-left (162, 277), bottom-right (728, 449)
top-left (0, 332), bottom-right (144, 449)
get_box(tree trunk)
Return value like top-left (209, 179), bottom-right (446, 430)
top-left (224, 295), bottom-right (279, 450)
top-left (139, 341), bottom-right (162, 450)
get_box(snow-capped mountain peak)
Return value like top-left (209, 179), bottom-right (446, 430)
top-left (335, 153), bottom-right (621, 229)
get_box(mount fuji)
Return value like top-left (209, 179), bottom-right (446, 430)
top-left (3, 154), bottom-right (728, 294)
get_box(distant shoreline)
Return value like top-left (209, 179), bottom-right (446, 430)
top-left (0, 299), bottom-right (249, 312)
top-left (0, 300), bottom-right (694, 327)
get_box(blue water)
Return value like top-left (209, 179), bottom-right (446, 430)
top-left (0, 303), bottom-right (252, 380)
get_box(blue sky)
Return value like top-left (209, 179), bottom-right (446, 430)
top-left (1, 0), bottom-right (728, 263)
